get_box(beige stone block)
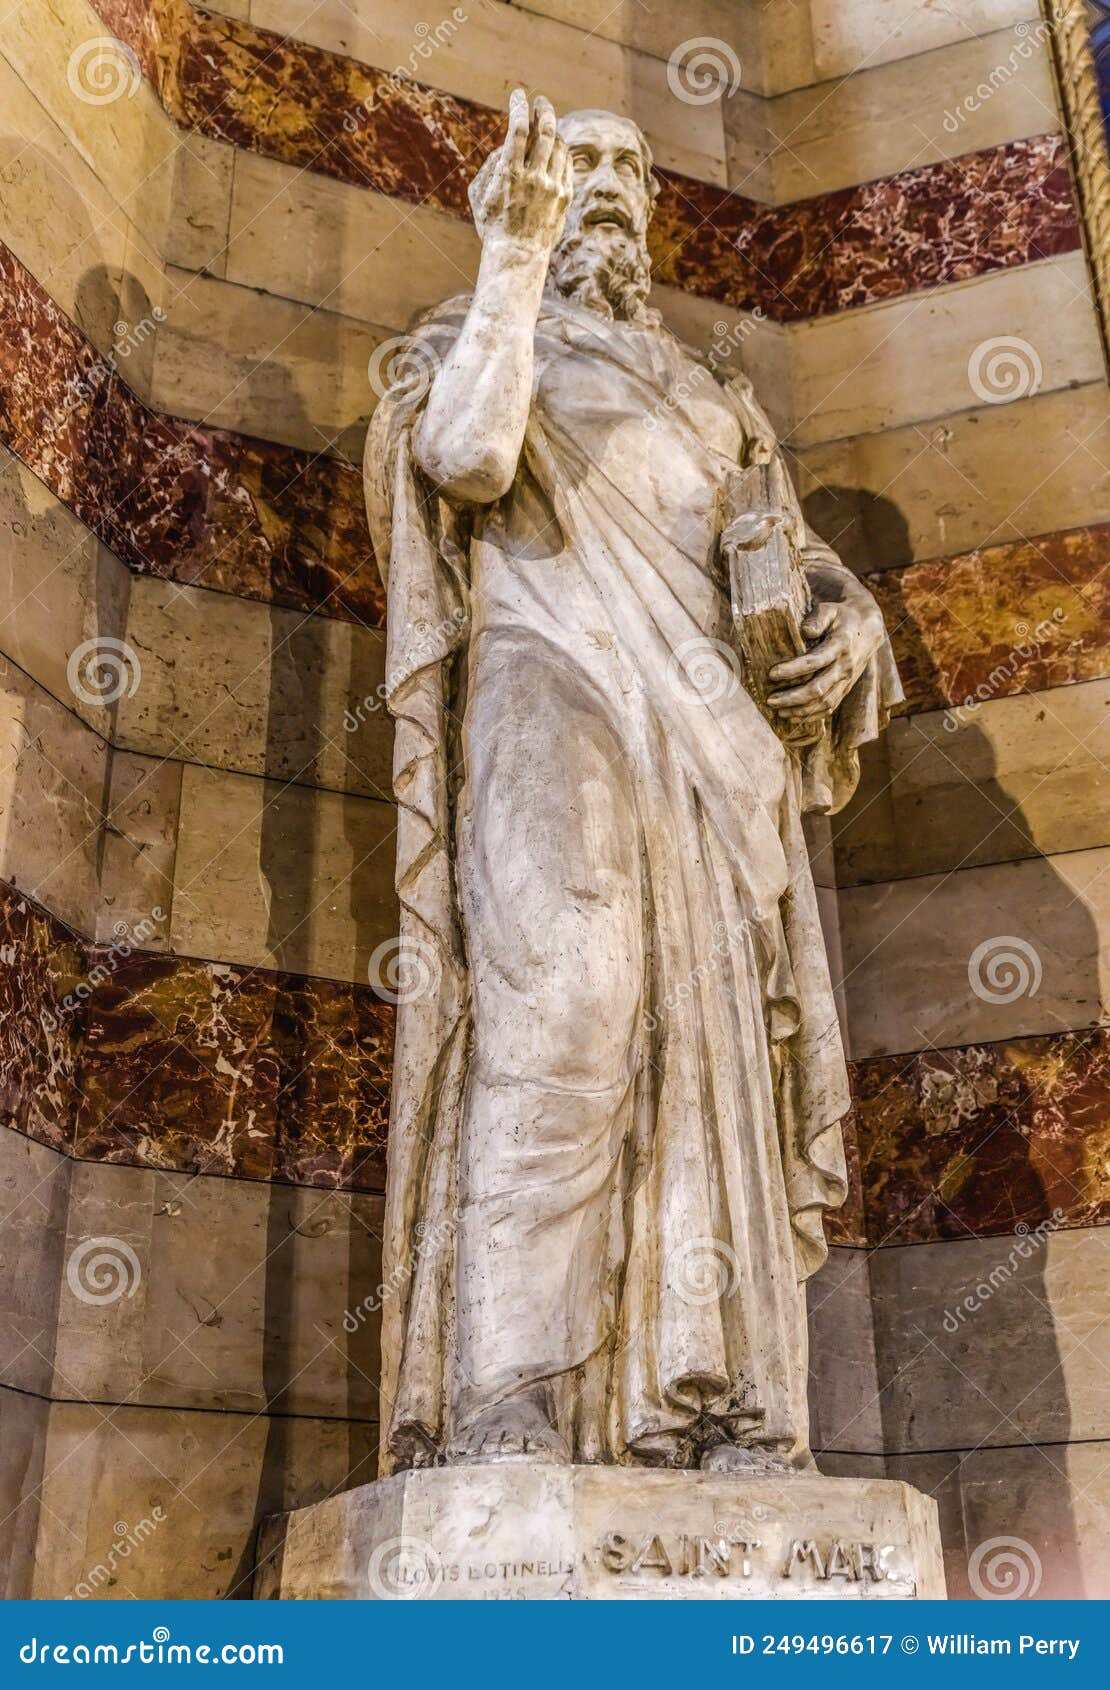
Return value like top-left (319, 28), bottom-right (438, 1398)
top-left (870, 1229), bottom-right (1110, 1457)
top-left (729, 23), bottom-right (1060, 201)
top-left (33, 1400), bottom-right (379, 1598)
top-left (808, 1246), bottom-right (883, 1454)
top-left (250, 0), bottom-right (728, 184)
top-left (0, 1383), bottom-right (48, 1598)
top-left (146, 263), bottom-right (786, 454)
top-left (0, 1131), bottom-right (71, 1398)
top-left (99, 749), bottom-right (180, 947)
top-left (0, 658), bottom-right (108, 933)
top-left (835, 680), bottom-right (1110, 885)
top-left (0, 447), bottom-right (131, 737)
top-left (795, 382), bottom-right (1110, 573)
top-left (789, 255), bottom-right (1103, 448)
top-left (808, 0), bottom-right (1035, 84)
top-left (115, 576), bottom-right (392, 799)
top-left (225, 149), bottom-right (788, 374)
top-left (839, 846), bottom-right (1110, 1057)
top-left (413, 0), bottom-right (756, 86)
top-left (0, 54), bottom-right (162, 382)
top-left (227, 148), bottom-right (482, 325)
top-left (890, 1442), bottom-right (1110, 1600)
top-left (877, 1449), bottom-right (969, 1597)
top-left (0, 0), bottom-right (176, 256)
top-left (747, 0), bottom-right (816, 99)
top-left (945, 1441), bottom-right (1110, 1600)
top-left (52, 1159), bottom-right (155, 1406)
top-left (815, 1451), bottom-right (887, 1480)
top-left (158, 130), bottom-right (235, 279)
top-left (149, 267), bottom-right (390, 457)
top-left (170, 762), bottom-right (397, 981)
top-left (54, 1160), bottom-right (384, 1420)
top-left (262, 1464), bottom-right (945, 1598)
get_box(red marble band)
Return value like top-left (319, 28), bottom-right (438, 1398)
top-left (0, 244), bottom-right (384, 627)
top-left (3, 240), bottom-right (1107, 706)
top-left (868, 523), bottom-right (1110, 717)
top-left (847, 1031), bottom-right (1110, 1246)
top-left (3, 879), bottom-right (1104, 1243)
top-left (87, 0), bottom-right (1079, 322)
top-left (0, 881), bottom-right (391, 1192)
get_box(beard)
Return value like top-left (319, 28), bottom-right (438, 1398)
top-left (547, 224), bottom-right (659, 326)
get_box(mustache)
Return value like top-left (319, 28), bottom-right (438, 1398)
top-left (578, 201), bottom-right (634, 232)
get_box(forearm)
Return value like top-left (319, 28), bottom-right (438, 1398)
top-left (414, 236), bottom-right (548, 502)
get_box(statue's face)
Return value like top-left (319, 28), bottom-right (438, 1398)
top-left (557, 111), bottom-right (653, 248)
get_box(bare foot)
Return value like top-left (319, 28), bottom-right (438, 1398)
top-left (446, 1389), bottom-right (570, 1466)
top-left (700, 1442), bottom-right (795, 1476)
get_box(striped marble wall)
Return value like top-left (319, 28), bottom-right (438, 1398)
top-left (2, 0), bottom-right (1109, 1599)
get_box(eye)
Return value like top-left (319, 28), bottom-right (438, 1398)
top-left (570, 150), bottom-right (593, 171)
top-left (615, 155), bottom-right (640, 179)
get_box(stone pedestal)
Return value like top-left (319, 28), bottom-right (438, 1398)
top-left (255, 1466), bottom-right (946, 1600)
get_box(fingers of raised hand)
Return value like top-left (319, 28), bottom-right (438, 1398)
top-left (550, 135), bottom-right (572, 209)
top-left (506, 88), bottom-right (530, 164)
top-left (526, 95), bottom-right (558, 173)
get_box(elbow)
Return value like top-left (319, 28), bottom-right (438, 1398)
top-left (413, 428), bottom-right (515, 505)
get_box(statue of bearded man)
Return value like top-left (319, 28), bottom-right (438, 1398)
top-left (365, 94), bottom-right (902, 1476)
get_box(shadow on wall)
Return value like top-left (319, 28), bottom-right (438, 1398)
top-left (802, 484), bottom-right (1097, 1599)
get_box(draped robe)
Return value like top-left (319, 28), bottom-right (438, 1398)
top-left (364, 291), bottom-right (902, 1473)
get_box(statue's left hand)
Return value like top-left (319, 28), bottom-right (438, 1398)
top-left (765, 578), bottom-right (885, 725)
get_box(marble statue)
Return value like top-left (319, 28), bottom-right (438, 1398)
top-left (364, 93), bottom-right (902, 1479)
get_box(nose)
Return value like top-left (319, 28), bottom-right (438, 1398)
top-left (584, 157), bottom-right (623, 196)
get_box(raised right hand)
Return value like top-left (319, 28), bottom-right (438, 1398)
top-left (468, 90), bottom-right (573, 257)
